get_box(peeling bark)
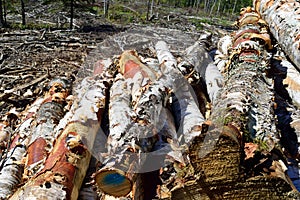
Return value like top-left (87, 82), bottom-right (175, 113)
top-left (93, 41), bottom-right (208, 198)
top-left (170, 7), bottom-right (297, 199)
top-left (270, 47), bottom-right (300, 157)
top-left (254, 0), bottom-right (300, 71)
top-left (2, 11), bottom-right (300, 199)
top-left (178, 39), bottom-right (224, 117)
top-left (155, 41), bottom-right (205, 145)
top-left (94, 50), bottom-right (168, 198)
top-left (0, 78), bottom-right (71, 199)
top-left (9, 67), bottom-right (110, 200)
top-left (25, 78), bottom-right (71, 178)
top-left (281, 59), bottom-right (300, 108)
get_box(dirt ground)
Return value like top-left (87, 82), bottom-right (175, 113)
top-left (0, 25), bottom-right (125, 116)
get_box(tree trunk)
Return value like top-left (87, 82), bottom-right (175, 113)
top-left (3, 0), bottom-right (6, 25)
top-left (209, 0), bottom-right (217, 15)
top-left (8, 64), bottom-right (111, 200)
top-left (70, 0), bottom-right (74, 29)
top-left (254, 0), bottom-right (300, 71)
top-left (0, 0), bottom-right (4, 27)
top-left (0, 78), bottom-right (71, 199)
top-left (104, 0), bottom-right (109, 18)
top-left (169, 7), bottom-right (298, 199)
top-left (20, 0), bottom-right (25, 26)
top-left (147, 0), bottom-right (151, 21)
top-left (231, 0), bottom-right (238, 14)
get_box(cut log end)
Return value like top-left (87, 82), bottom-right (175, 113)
top-left (94, 169), bottom-right (132, 197)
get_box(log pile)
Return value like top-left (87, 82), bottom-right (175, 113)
top-left (1, 1), bottom-right (300, 200)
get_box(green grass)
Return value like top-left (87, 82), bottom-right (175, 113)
top-left (9, 21), bottom-right (67, 30)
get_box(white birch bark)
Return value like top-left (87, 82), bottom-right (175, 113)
top-left (271, 48), bottom-right (300, 158)
top-left (254, 0), bottom-right (300, 71)
top-left (0, 120), bottom-right (30, 199)
top-left (9, 65), bottom-right (110, 200)
top-left (281, 59), bottom-right (300, 108)
top-left (179, 40), bottom-right (224, 105)
top-left (0, 78), bottom-right (71, 199)
top-left (155, 41), bottom-right (205, 144)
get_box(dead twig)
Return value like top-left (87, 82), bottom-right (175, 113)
top-left (0, 73), bottom-right (49, 102)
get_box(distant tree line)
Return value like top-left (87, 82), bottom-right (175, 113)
top-left (0, 0), bottom-right (252, 28)
top-left (157, 0), bottom-right (252, 15)
top-left (0, 0), bottom-right (27, 27)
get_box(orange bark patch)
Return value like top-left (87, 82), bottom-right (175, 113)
top-left (118, 50), bottom-right (158, 80)
top-left (283, 76), bottom-right (300, 92)
top-left (27, 137), bottom-right (48, 166)
top-left (254, 0), bottom-right (261, 13)
top-left (244, 142), bottom-right (259, 160)
top-left (9, 134), bottom-right (20, 150)
top-left (93, 60), bottom-right (104, 76)
top-left (266, 0), bottom-right (274, 8)
top-left (33, 131), bottom-right (77, 199)
top-left (51, 161), bottom-right (76, 193)
top-left (123, 60), bottom-right (148, 79)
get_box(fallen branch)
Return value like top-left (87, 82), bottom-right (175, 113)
top-left (0, 73), bottom-right (49, 102)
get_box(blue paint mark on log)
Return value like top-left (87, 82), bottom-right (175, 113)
top-left (103, 173), bottom-right (126, 185)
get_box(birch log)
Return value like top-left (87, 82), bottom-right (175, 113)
top-left (172, 7), bottom-right (296, 199)
top-left (281, 58), bottom-right (300, 108)
top-left (24, 78), bottom-right (71, 178)
top-left (0, 78), bottom-right (72, 199)
top-left (93, 50), bottom-right (175, 198)
top-left (9, 65), bottom-right (110, 200)
top-left (254, 0), bottom-right (300, 71)
top-left (178, 39), bottom-right (224, 117)
top-left (0, 117), bottom-right (33, 199)
top-left (94, 75), bottom-right (136, 198)
top-left (155, 41), bottom-right (206, 145)
top-left (270, 48), bottom-right (300, 158)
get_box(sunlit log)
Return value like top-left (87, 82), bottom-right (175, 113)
top-left (8, 62), bottom-right (111, 200)
top-left (0, 78), bottom-right (71, 199)
top-left (254, 0), bottom-right (300, 71)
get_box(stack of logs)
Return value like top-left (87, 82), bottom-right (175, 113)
top-left (1, 0), bottom-right (300, 199)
